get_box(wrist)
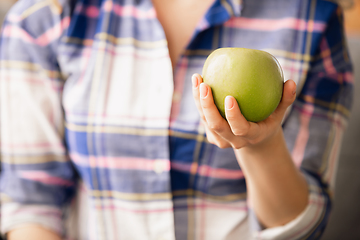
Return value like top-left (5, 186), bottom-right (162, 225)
top-left (238, 126), bottom-right (284, 160)
top-left (234, 126), bottom-right (309, 228)
top-left (234, 126), bottom-right (299, 176)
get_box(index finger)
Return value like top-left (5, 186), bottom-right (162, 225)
top-left (199, 83), bottom-right (233, 137)
top-left (191, 74), bottom-right (206, 122)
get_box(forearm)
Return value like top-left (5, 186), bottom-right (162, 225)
top-left (192, 75), bottom-right (308, 228)
top-left (8, 225), bottom-right (62, 240)
top-left (236, 128), bottom-right (308, 228)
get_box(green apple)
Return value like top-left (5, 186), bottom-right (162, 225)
top-left (202, 48), bottom-right (284, 122)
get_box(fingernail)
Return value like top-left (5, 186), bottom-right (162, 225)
top-left (225, 96), bottom-right (234, 110)
top-left (292, 89), bottom-right (296, 95)
top-left (200, 83), bottom-right (208, 99)
top-left (192, 75), bottom-right (198, 88)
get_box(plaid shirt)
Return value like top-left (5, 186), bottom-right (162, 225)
top-left (0, 0), bottom-right (353, 239)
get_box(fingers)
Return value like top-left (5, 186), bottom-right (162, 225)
top-left (272, 79), bottom-right (297, 122)
top-left (199, 83), bottom-right (228, 132)
top-left (204, 125), bottom-right (232, 148)
top-left (192, 75), bottom-right (297, 150)
top-left (192, 74), bottom-right (206, 122)
top-left (199, 83), bottom-right (236, 141)
top-left (224, 96), bottom-right (253, 136)
top-left (192, 74), bottom-right (232, 148)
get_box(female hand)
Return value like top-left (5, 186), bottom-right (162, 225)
top-left (192, 74), bottom-right (308, 228)
top-left (191, 73), bottom-right (297, 150)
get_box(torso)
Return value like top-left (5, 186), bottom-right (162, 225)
top-left (152, 0), bottom-right (215, 69)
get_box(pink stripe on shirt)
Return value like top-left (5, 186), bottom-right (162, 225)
top-left (320, 38), bottom-right (337, 74)
top-left (19, 171), bottom-right (74, 186)
top-left (3, 17), bottom-right (70, 46)
top-left (103, 2), bottom-right (156, 19)
top-left (224, 17), bottom-right (326, 32)
top-left (71, 153), bottom-right (170, 171)
top-left (292, 104), bottom-right (314, 167)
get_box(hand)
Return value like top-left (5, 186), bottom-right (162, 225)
top-left (191, 73), bottom-right (297, 150)
top-left (8, 225), bottom-right (62, 240)
top-left (192, 73), bottom-right (308, 228)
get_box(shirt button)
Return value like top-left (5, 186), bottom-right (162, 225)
top-left (153, 160), bottom-right (166, 174)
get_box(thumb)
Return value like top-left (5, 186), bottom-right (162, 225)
top-left (273, 79), bottom-right (297, 121)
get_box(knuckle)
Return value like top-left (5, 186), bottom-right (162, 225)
top-left (217, 141), bottom-right (230, 149)
top-left (225, 114), bottom-right (237, 122)
top-left (206, 135), bottom-right (229, 149)
top-left (233, 128), bottom-right (249, 136)
top-left (200, 98), bottom-right (209, 106)
top-left (208, 123), bottom-right (223, 133)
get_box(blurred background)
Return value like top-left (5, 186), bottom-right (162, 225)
top-left (322, 1), bottom-right (360, 239)
top-left (0, 0), bottom-right (359, 239)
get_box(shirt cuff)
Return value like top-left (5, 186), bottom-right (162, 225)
top-left (251, 173), bottom-right (329, 240)
top-left (1, 202), bottom-right (64, 238)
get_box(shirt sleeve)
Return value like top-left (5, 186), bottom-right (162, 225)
top-left (252, 5), bottom-right (354, 240)
top-left (0, 1), bottom-right (76, 237)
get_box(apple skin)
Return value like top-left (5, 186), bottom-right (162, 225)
top-left (202, 48), bottom-right (284, 123)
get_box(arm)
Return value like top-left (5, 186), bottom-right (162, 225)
top-left (192, 75), bottom-right (308, 228)
top-left (8, 225), bottom-right (61, 240)
top-left (191, 3), bottom-right (353, 238)
top-left (0, 0), bottom-right (76, 238)
top-left (235, 128), bottom-right (308, 228)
